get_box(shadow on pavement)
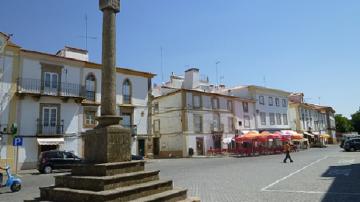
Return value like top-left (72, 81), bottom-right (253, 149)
top-left (321, 163), bottom-right (360, 202)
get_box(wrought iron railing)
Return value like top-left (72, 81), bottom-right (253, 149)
top-left (211, 123), bottom-right (224, 132)
top-left (123, 95), bottom-right (132, 104)
top-left (36, 119), bottom-right (64, 135)
top-left (17, 78), bottom-right (83, 98)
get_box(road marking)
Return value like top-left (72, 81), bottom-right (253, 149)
top-left (262, 189), bottom-right (360, 196)
top-left (261, 156), bottom-right (328, 191)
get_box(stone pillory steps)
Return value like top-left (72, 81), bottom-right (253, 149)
top-left (26, 160), bottom-right (199, 202)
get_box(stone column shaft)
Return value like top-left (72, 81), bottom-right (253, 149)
top-left (101, 9), bottom-right (117, 117)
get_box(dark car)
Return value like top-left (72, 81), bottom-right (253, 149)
top-left (38, 150), bottom-right (82, 174)
top-left (340, 135), bottom-right (360, 148)
top-left (131, 154), bottom-right (144, 160)
top-left (344, 138), bottom-right (360, 152)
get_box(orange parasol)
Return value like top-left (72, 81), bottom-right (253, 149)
top-left (291, 133), bottom-right (303, 140)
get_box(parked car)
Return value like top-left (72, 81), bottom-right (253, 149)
top-left (38, 150), bottom-right (82, 174)
top-left (131, 154), bottom-right (144, 160)
top-left (340, 135), bottom-right (360, 148)
top-left (344, 138), bottom-right (360, 152)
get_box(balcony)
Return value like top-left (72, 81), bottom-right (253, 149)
top-left (85, 91), bottom-right (96, 101)
top-left (17, 78), bottom-right (84, 98)
top-left (122, 95), bottom-right (132, 104)
top-left (123, 124), bottom-right (137, 137)
top-left (211, 123), bottom-right (224, 133)
top-left (37, 119), bottom-right (64, 136)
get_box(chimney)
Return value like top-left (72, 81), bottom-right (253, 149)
top-left (289, 93), bottom-right (304, 103)
top-left (56, 46), bottom-right (89, 61)
top-left (183, 68), bottom-right (200, 89)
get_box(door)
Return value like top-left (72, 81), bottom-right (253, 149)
top-left (153, 138), bottom-right (160, 156)
top-left (42, 107), bottom-right (58, 134)
top-left (196, 137), bottom-right (204, 155)
top-left (138, 139), bottom-right (145, 157)
top-left (43, 72), bottom-right (59, 95)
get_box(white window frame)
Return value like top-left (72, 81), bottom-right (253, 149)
top-left (194, 115), bottom-right (203, 133)
top-left (259, 96), bottom-right (265, 105)
top-left (260, 112), bottom-right (266, 125)
top-left (275, 98), bottom-right (280, 107)
top-left (243, 102), bottom-right (249, 113)
top-left (268, 97), bottom-right (273, 106)
top-left (244, 115), bottom-right (250, 128)
top-left (283, 114), bottom-right (288, 125)
top-left (269, 113), bottom-right (275, 125)
top-left (276, 113), bottom-right (282, 125)
top-left (153, 119), bottom-right (160, 133)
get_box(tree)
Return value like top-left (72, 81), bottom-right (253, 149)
top-left (335, 114), bottom-right (353, 133)
top-left (351, 111), bottom-right (360, 134)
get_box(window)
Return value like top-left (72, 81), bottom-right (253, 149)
top-left (269, 113), bottom-right (275, 125)
top-left (283, 114), bottom-right (288, 125)
top-left (40, 104), bottom-right (60, 134)
top-left (268, 97), bottom-right (273, 106)
top-left (194, 115), bottom-right (203, 133)
top-left (153, 120), bottom-right (160, 132)
top-left (276, 113), bottom-right (282, 125)
top-left (121, 112), bottom-right (132, 128)
top-left (43, 72), bottom-right (59, 94)
top-left (212, 113), bottom-right (220, 129)
top-left (122, 79), bottom-right (131, 104)
top-left (227, 100), bottom-right (233, 112)
top-left (243, 102), bottom-right (249, 113)
top-left (228, 117), bottom-right (234, 132)
top-left (238, 121), bottom-right (243, 127)
top-left (282, 99), bottom-right (287, 107)
top-left (193, 95), bottom-right (201, 109)
top-left (244, 115), bottom-right (250, 128)
top-left (212, 98), bottom-right (219, 109)
top-left (85, 73), bottom-right (96, 101)
top-left (275, 98), bottom-right (280, 107)
top-left (84, 110), bottom-right (96, 127)
top-left (153, 102), bottom-right (159, 113)
top-left (259, 96), bottom-right (265, 105)
top-left (260, 112), bottom-right (266, 125)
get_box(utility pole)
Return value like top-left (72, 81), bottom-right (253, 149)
top-left (215, 61), bottom-right (220, 85)
top-left (160, 46), bottom-right (164, 82)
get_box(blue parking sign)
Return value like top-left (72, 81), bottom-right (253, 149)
top-left (13, 137), bottom-right (23, 146)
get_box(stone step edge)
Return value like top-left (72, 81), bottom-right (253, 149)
top-left (72, 160), bottom-right (145, 169)
top-left (43, 179), bottom-right (173, 196)
top-left (128, 187), bottom-right (187, 202)
top-left (59, 170), bottom-right (160, 181)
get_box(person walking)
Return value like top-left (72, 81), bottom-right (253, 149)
top-left (283, 142), bottom-right (293, 163)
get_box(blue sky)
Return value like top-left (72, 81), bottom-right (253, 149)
top-left (1, 0), bottom-right (359, 117)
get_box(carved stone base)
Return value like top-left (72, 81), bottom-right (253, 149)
top-left (84, 124), bottom-right (131, 163)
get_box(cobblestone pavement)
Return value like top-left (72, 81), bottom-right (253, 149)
top-left (2, 145), bottom-right (360, 202)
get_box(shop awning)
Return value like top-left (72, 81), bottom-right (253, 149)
top-left (37, 138), bottom-right (64, 145)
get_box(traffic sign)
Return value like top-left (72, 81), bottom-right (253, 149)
top-left (13, 137), bottom-right (23, 146)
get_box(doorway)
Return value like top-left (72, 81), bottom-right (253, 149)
top-left (153, 138), bottom-right (160, 156)
top-left (196, 137), bottom-right (204, 155)
top-left (138, 139), bottom-right (145, 157)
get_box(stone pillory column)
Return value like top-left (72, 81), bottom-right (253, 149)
top-left (83, 0), bottom-right (132, 163)
top-left (34, 1), bottom-right (198, 201)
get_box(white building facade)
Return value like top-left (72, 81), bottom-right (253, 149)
top-left (0, 34), bottom-right (154, 170)
top-left (151, 68), bottom-right (256, 157)
top-left (229, 86), bottom-right (291, 132)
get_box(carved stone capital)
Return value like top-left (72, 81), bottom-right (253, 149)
top-left (99, 0), bottom-right (120, 13)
